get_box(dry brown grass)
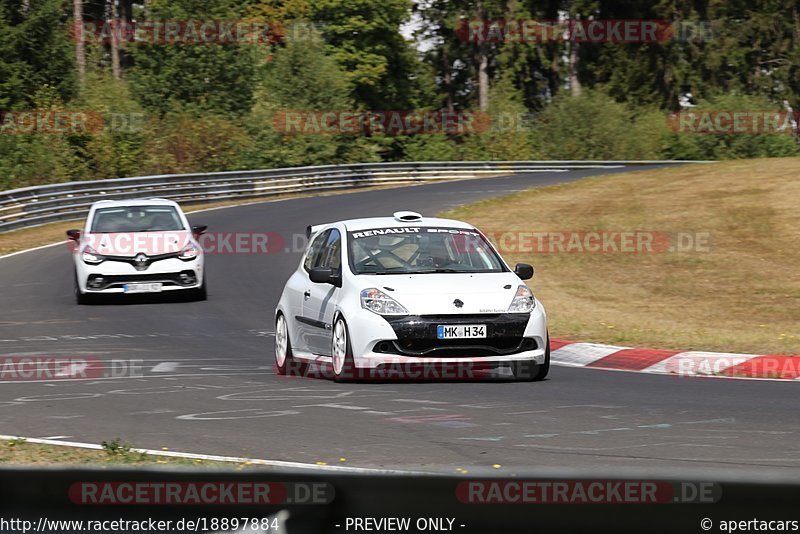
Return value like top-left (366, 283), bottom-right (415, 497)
top-left (443, 158), bottom-right (800, 355)
top-left (0, 438), bottom-right (241, 467)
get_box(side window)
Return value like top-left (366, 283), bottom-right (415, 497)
top-left (303, 230), bottom-right (330, 272)
top-left (321, 229), bottom-right (342, 272)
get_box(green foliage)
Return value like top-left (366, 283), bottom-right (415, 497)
top-left (242, 27), bottom-right (379, 168)
top-left (1, 0), bottom-right (799, 192)
top-left (261, 28), bottom-right (350, 111)
top-left (77, 72), bottom-right (148, 178)
top-left (101, 438), bottom-right (132, 455)
top-left (398, 135), bottom-right (460, 161)
top-left (127, 0), bottom-right (258, 116)
top-left (100, 438), bottom-right (148, 462)
top-left (0, 85), bottom-right (88, 188)
top-left (309, 0), bottom-right (427, 109)
top-left (531, 90), bottom-right (665, 159)
top-left (139, 110), bottom-right (253, 175)
top-left (0, 0), bottom-right (75, 110)
top-left (462, 75), bottom-right (540, 160)
top-left (662, 94), bottom-right (800, 160)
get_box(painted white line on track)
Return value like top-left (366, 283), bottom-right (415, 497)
top-left (0, 434), bottom-right (427, 474)
top-left (0, 241), bottom-right (64, 260)
top-left (151, 362), bottom-right (180, 372)
top-left (0, 371), bottom-right (274, 385)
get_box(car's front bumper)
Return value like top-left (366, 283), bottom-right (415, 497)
top-left (347, 306), bottom-right (548, 369)
top-left (75, 256), bottom-right (204, 293)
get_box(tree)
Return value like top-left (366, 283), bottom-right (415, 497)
top-left (73, 0), bottom-right (85, 87)
top-left (242, 26), bottom-right (379, 168)
top-left (309, 0), bottom-right (427, 110)
top-left (127, 0), bottom-right (259, 116)
top-left (0, 0), bottom-right (76, 109)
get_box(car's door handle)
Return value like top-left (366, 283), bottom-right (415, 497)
top-left (303, 290), bottom-right (311, 299)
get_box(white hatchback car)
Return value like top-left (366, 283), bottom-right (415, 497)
top-left (275, 211), bottom-right (549, 381)
top-left (67, 199), bottom-right (207, 304)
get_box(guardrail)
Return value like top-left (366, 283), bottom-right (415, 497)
top-left (0, 160), bottom-right (711, 232)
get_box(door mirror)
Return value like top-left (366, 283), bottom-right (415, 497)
top-left (66, 229), bottom-right (81, 241)
top-left (309, 267), bottom-right (341, 287)
top-left (191, 224), bottom-right (208, 236)
top-left (514, 263), bottom-right (534, 280)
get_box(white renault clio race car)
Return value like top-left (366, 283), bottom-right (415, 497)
top-left (275, 211), bottom-right (549, 381)
top-left (67, 199), bottom-right (207, 304)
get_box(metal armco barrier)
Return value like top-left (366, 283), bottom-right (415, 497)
top-left (0, 160), bottom-right (711, 232)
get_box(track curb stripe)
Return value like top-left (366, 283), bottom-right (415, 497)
top-left (551, 339), bottom-right (800, 381)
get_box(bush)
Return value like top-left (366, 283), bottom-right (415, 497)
top-left (530, 90), bottom-right (665, 160)
top-left (462, 76), bottom-right (541, 160)
top-left (139, 110), bottom-right (253, 175)
top-left (661, 94), bottom-right (800, 160)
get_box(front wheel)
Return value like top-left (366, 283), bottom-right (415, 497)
top-left (512, 334), bottom-right (550, 382)
top-left (74, 273), bottom-right (91, 305)
top-left (192, 278), bottom-right (207, 301)
top-left (275, 313), bottom-right (293, 375)
top-left (331, 316), bottom-right (356, 382)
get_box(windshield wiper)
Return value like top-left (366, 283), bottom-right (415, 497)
top-left (359, 268), bottom-right (469, 275)
top-left (405, 268), bottom-right (466, 274)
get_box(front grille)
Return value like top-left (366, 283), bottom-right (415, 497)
top-left (380, 314), bottom-right (534, 357)
top-left (102, 252), bottom-right (182, 271)
top-left (86, 270), bottom-right (197, 290)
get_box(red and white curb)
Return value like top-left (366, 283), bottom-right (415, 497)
top-left (550, 339), bottom-right (800, 381)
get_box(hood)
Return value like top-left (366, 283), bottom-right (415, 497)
top-left (82, 231), bottom-right (192, 257)
top-left (357, 272), bottom-right (523, 315)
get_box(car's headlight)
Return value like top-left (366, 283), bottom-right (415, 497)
top-left (81, 245), bottom-right (104, 265)
top-left (178, 243), bottom-right (200, 261)
top-left (508, 284), bottom-right (535, 313)
top-left (360, 288), bottom-right (409, 315)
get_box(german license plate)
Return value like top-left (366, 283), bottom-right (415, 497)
top-left (437, 324), bottom-right (486, 339)
top-left (123, 283), bottom-right (163, 293)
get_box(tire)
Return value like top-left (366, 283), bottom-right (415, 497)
top-left (74, 274), bottom-right (91, 305)
top-left (331, 316), bottom-right (356, 382)
top-left (513, 334), bottom-right (550, 382)
top-left (275, 313), bottom-right (293, 376)
top-left (192, 278), bottom-right (207, 301)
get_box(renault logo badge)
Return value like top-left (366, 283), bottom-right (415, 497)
top-left (134, 253), bottom-right (149, 270)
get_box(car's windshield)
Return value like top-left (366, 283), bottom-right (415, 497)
top-left (348, 227), bottom-right (505, 274)
top-left (90, 206), bottom-right (185, 233)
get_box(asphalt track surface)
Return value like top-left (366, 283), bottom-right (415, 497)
top-left (1, 166), bottom-right (798, 476)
